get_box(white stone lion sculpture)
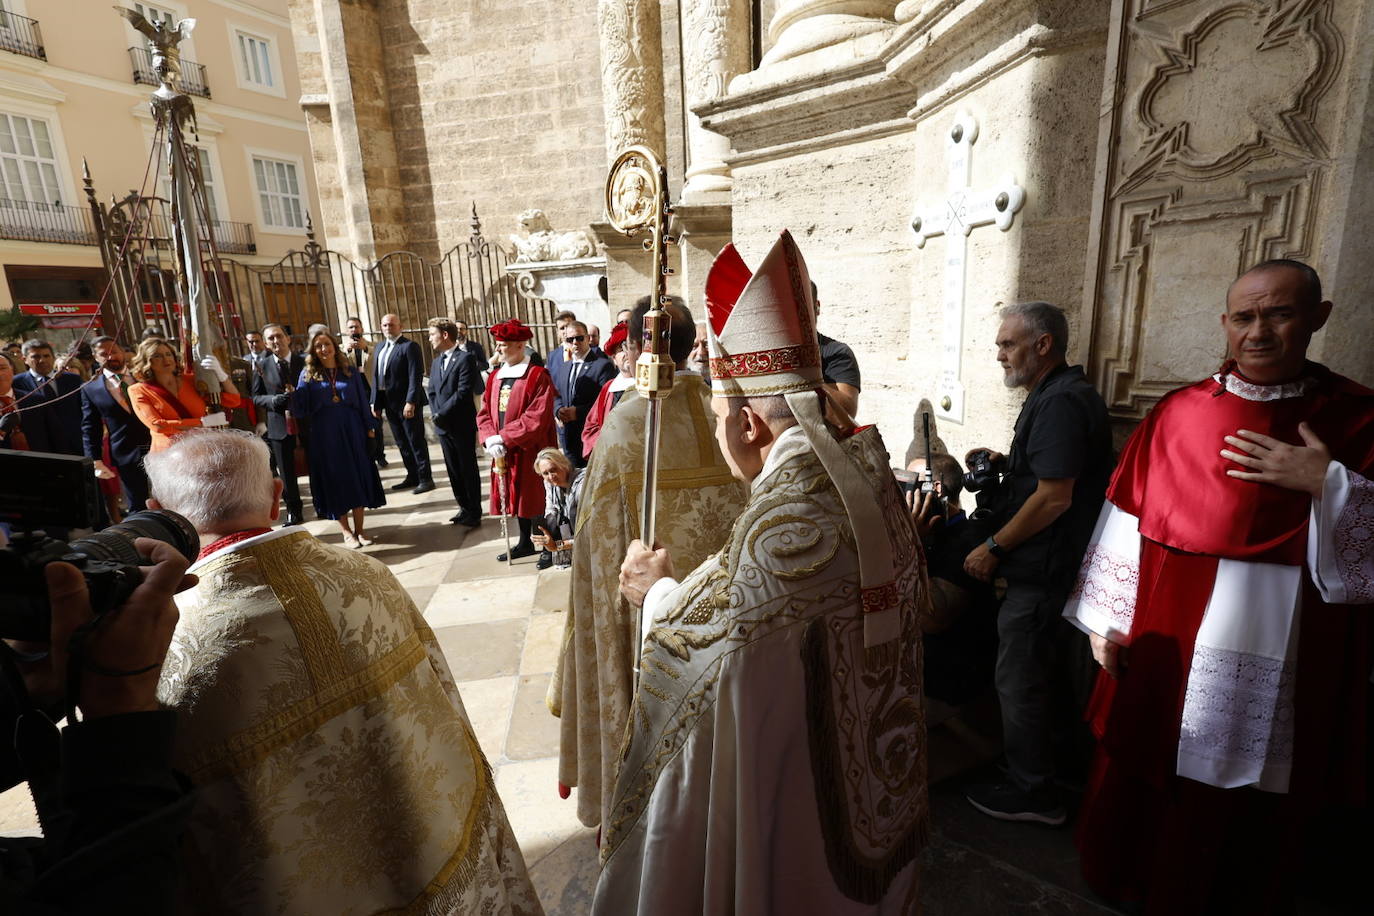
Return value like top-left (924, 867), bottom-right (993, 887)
top-left (510, 209), bottom-right (596, 263)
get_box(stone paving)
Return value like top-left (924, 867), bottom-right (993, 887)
top-left (7, 441), bottom-right (1357, 913)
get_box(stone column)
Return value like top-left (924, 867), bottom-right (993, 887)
top-left (680, 0), bottom-right (751, 203)
top-left (598, 0), bottom-right (668, 162)
top-left (761, 1), bottom-right (900, 68)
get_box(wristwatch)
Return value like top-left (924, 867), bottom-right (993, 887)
top-left (985, 536), bottom-right (1007, 559)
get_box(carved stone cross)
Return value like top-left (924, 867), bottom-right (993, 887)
top-left (910, 111), bottom-right (1025, 423)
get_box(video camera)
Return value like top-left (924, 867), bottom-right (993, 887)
top-left (0, 451), bottom-right (197, 642)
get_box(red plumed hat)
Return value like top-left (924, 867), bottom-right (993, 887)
top-left (490, 318), bottom-right (534, 342)
top-left (604, 321), bottom-right (629, 356)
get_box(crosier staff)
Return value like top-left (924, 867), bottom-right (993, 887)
top-left (604, 146), bottom-right (675, 682)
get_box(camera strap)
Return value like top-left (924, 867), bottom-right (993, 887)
top-left (62, 619), bottom-right (162, 725)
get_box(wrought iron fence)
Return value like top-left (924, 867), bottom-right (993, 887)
top-left (95, 207), bottom-right (558, 369)
top-left (0, 198), bottom-right (99, 245)
top-left (128, 46), bottom-right (211, 98)
top-left (0, 11), bottom-right (45, 61)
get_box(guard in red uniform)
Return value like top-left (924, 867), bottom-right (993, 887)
top-left (478, 318), bottom-right (557, 561)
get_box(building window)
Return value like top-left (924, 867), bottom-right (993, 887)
top-left (0, 112), bottom-right (63, 206)
top-left (236, 31), bottom-right (274, 88)
top-left (252, 155), bottom-right (303, 229)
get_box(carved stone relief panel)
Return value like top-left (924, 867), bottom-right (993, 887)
top-left (1083, 0), bottom-right (1355, 421)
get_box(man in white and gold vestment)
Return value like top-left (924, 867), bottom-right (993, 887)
top-left (598, 232), bottom-right (930, 914)
top-left (145, 429), bottom-right (542, 916)
top-left (549, 294), bottom-right (747, 829)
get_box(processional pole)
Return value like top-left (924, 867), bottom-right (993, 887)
top-left (117, 6), bottom-right (231, 407)
top-left (605, 147), bottom-right (675, 681)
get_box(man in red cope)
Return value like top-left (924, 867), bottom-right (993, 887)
top-left (478, 318), bottom-right (557, 561)
top-left (1065, 259), bottom-right (1374, 914)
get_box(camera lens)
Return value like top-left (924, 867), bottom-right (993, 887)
top-left (67, 509), bottom-right (198, 566)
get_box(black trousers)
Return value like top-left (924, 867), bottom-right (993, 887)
top-left (436, 421), bottom-right (481, 518)
top-left (265, 434), bottom-right (304, 516)
top-left (383, 403), bottom-right (431, 482)
top-left (116, 455), bottom-right (150, 512)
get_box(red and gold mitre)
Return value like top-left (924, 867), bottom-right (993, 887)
top-left (490, 318), bottom-right (534, 342)
top-left (704, 230), bottom-right (822, 398)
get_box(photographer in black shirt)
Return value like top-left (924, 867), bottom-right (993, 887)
top-left (959, 301), bottom-right (1112, 827)
top-left (1, 537), bottom-right (194, 914)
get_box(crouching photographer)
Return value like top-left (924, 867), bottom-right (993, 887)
top-left (906, 452), bottom-right (998, 707)
top-left (959, 302), bottom-right (1112, 827)
top-left (1, 451), bottom-right (197, 914)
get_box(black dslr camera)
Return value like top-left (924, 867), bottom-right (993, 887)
top-left (0, 451), bottom-right (197, 642)
top-left (963, 448), bottom-right (1007, 493)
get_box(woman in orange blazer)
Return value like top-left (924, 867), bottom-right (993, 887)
top-left (128, 337), bottom-right (242, 452)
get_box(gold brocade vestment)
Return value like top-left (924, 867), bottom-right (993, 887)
top-left (593, 426), bottom-right (930, 915)
top-left (548, 372), bottom-right (747, 829)
top-left (158, 528), bottom-right (542, 916)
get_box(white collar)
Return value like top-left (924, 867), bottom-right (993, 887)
top-left (103, 367), bottom-right (124, 381)
top-left (610, 374), bottom-right (636, 392)
top-left (497, 359), bottom-right (530, 380)
top-left (189, 526), bottom-right (307, 572)
top-left (752, 424), bottom-right (808, 492)
top-left (1212, 372), bottom-right (1315, 402)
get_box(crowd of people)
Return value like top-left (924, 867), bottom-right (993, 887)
top-left (1, 247), bottom-right (1369, 915)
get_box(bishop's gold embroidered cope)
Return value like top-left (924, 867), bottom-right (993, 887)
top-left (548, 372), bottom-right (747, 829)
top-left (158, 528), bottom-right (542, 916)
top-left (593, 426), bottom-right (930, 914)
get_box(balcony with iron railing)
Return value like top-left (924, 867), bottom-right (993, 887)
top-left (0, 199), bottom-right (98, 245)
top-left (0, 11), bottom-right (45, 61)
top-left (129, 46), bottom-right (211, 98)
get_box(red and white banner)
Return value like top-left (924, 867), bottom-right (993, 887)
top-left (18, 302), bottom-right (102, 329)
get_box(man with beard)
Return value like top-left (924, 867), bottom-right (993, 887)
top-left (249, 323), bottom-right (306, 526)
top-left (80, 336), bottom-right (153, 511)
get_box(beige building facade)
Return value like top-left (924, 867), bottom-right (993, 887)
top-left (0, 0), bottom-right (319, 346)
top-left (288, 0), bottom-right (1374, 456)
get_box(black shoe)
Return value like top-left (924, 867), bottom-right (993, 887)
top-left (412, 480), bottom-right (436, 495)
top-left (283, 512), bottom-right (303, 527)
top-left (390, 478), bottom-right (417, 491)
top-left (376, 457), bottom-right (390, 469)
top-left (496, 542), bottom-right (538, 562)
top-left (450, 512), bottom-right (481, 528)
top-left (536, 550), bottom-right (554, 570)
top-left (965, 782), bottom-right (1066, 826)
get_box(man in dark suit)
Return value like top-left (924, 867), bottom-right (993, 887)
top-left (251, 324), bottom-right (306, 525)
top-left (427, 318), bottom-right (482, 527)
top-left (453, 320), bottom-right (488, 381)
top-left (544, 310), bottom-right (576, 381)
top-left (370, 313), bottom-right (434, 494)
top-left (11, 339), bottom-right (83, 455)
top-left (80, 337), bottom-right (153, 511)
top-left (553, 320), bottom-right (616, 467)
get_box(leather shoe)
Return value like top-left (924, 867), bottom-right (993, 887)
top-left (376, 457), bottom-right (390, 469)
top-left (390, 478), bottom-right (417, 491)
top-left (536, 550), bottom-right (554, 570)
top-left (412, 480), bottom-right (436, 495)
top-left (496, 542), bottom-right (538, 562)
top-left (450, 512), bottom-right (481, 528)
top-left (283, 512), bottom-right (303, 527)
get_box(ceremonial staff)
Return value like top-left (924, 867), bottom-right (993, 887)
top-left (495, 453), bottom-right (513, 566)
top-left (605, 146), bottom-right (675, 678)
top-left (117, 6), bottom-right (231, 408)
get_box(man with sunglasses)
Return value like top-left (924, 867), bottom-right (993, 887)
top-left (552, 320), bottom-right (615, 467)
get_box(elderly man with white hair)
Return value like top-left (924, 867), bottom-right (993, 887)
top-left (145, 429), bottom-right (542, 916)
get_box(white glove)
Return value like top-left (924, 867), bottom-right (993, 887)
top-left (483, 435), bottom-right (504, 449)
top-left (486, 443), bottom-right (507, 460)
top-left (201, 411), bottom-right (229, 428)
top-left (200, 355), bottom-right (229, 382)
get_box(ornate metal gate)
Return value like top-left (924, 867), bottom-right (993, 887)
top-left (87, 186), bottom-right (558, 364)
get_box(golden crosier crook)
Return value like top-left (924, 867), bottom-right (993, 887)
top-left (605, 146), bottom-right (676, 682)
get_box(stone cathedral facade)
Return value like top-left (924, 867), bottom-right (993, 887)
top-left (286, 0), bottom-right (1374, 457)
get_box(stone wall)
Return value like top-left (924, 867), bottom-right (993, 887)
top-left (375, 0), bottom-right (608, 259)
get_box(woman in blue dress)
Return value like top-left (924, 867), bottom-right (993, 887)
top-left (292, 329), bottom-right (385, 547)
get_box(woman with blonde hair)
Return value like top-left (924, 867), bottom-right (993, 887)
top-left (292, 329), bottom-right (385, 547)
top-left (532, 446), bottom-right (584, 570)
top-left (128, 336), bottom-right (241, 452)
